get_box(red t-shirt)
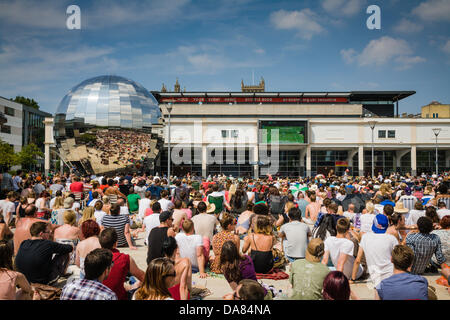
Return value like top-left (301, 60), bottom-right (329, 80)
top-left (102, 249), bottom-right (130, 300)
top-left (70, 181), bottom-right (84, 193)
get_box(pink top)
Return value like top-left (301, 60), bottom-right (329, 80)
top-left (0, 270), bottom-right (18, 300)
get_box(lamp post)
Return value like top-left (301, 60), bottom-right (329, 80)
top-left (368, 121), bottom-right (377, 178)
top-left (432, 128), bottom-right (441, 175)
top-left (167, 103), bottom-right (173, 189)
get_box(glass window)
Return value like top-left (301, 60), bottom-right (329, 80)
top-left (388, 130), bottom-right (395, 138)
top-left (231, 130), bottom-right (239, 138)
top-left (378, 130), bottom-right (386, 138)
top-left (221, 130), bottom-right (228, 138)
top-left (4, 107), bottom-right (14, 116)
top-left (1, 125), bottom-right (11, 134)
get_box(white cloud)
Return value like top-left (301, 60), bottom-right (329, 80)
top-left (393, 18), bottom-right (424, 33)
top-left (341, 36), bottom-right (426, 70)
top-left (321, 0), bottom-right (366, 17)
top-left (412, 0), bottom-right (450, 22)
top-left (270, 9), bottom-right (325, 40)
top-left (254, 48), bottom-right (265, 55)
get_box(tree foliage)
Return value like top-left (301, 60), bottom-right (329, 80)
top-left (0, 139), bottom-right (18, 170)
top-left (16, 143), bottom-right (44, 169)
top-left (11, 96), bottom-right (40, 110)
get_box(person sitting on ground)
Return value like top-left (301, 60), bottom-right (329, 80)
top-left (53, 210), bottom-right (81, 265)
top-left (290, 238), bottom-right (330, 300)
top-left (172, 200), bottom-right (188, 233)
top-left (322, 271), bottom-right (358, 300)
top-left (304, 193), bottom-right (321, 225)
top-left (101, 203), bottom-right (136, 250)
top-left (50, 195), bottom-right (65, 225)
top-left (351, 214), bottom-right (398, 287)
top-left (425, 206), bottom-right (441, 229)
top-left (219, 240), bottom-right (258, 291)
top-left (99, 228), bottom-right (145, 300)
top-left (223, 279), bottom-right (266, 301)
top-left (0, 215), bottom-right (13, 248)
top-left (147, 211), bottom-right (177, 264)
top-left (242, 215), bottom-right (276, 274)
top-left (133, 257), bottom-right (176, 300)
top-left (158, 190), bottom-right (172, 212)
top-left (0, 240), bottom-right (39, 300)
top-left (75, 220), bottom-right (101, 279)
top-left (161, 236), bottom-right (192, 300)
top-left (15, 221), bottom-right (74, 285)
top-left (322, 218), bottom-right (364, 281)
top-left (431, 215), bottom-right (450, 267)
top-left (436, 201), bottom-right (450, 220)
top-left (406, 201), bottom-right (426, 226)
top-left (127, 187), bottom-right (141, 215)
top-left (175, 219), bottom-right (207, 278)
top-left (406, 216), bottom-right (446, 275)
top-left (375, 244), bottom-right (429, 300)
top-left (210, 213), bottom-right (240, 274)
top-left (0, 192), bottom-right (16, 226)
top-left (235, 202), bottom-right (253, 236)
top-left (279, 207), bottom-right (311, 263)
top-left (60, 248), bottom-right (117, 300)
top-left (78, 206), bottom-right (96, 227)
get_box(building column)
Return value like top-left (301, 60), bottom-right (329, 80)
top-left (411, 146), bottom-right (417, 176)
top-left (306, 145), bottom-right (311, 177)
top-left (43, 117), bottom-right (54, 177)
top-left (395, 149), bottom-right (410, 174)
top-left (299, 148), bottom-right (306, 176)
top-left (253, 145), bottom-right (259, 179)
top-left (202, 144), bottom-right (207, 177)
top-left (445, 150), bottom-right (450, 169)
top-left (358, 145), bottom-right (364, 176)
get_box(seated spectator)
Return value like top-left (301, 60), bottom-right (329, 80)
top-left (437, 201), bottom-right (450, 220)
top-left (0, 240), bottom-right (38, 300)
top-left (78, 206), bottom-right (96, 227)
top-left (175, 220), bottom-right (207, 278)
top-left (406, 201), bottom-right (426, 226)
top-left (99, 228), bottom-right (145, 300)
top-left (101, 203), bottom-right (136, 250)
top-left (60, 248), bottom-right (117, 300)
top-left (322, 271), bottom-right (358, 300)
top-left (235, 202), bottom-right (253, 235)
top-left (75, 220), bottom-right (101, 279)
top-left (15, 221), bottom-right (73, 285)
top-left (406, 216), bottom-right (446, 274)
top-left (351, 214), bottom-right (398, 287)
top-left (210, 213), bottom-right (240, 274)
top-left (50, 196), bottom-right (66, 225)
top-left (242, 215), bottom-right (275, 274)
top-left (162, 237), bottom-right (192, 300)
top-left (322, 218), bottom-right (364, 281)
top-left (172, 200), bottom-right (188, 232)
top-left (133, 257), bottom-right (176, 300)
top-left (54, 210), bottom-right (81, 265)
top-left (220, 240), bottom-right (257, 291)
top-left (191, 201), bottom-right (218, 244)
top-left (127, 187), bottom-right (141, 215)
top-left (431, 215), bottom-right (450, 266)
top-left (279, 207), bottom-right (311, 262)
top-left (147, 211), bottom-right (177, 264)
top-left (375, 244), bottom-right (429, 300)
top-left (425, 206), bottom-right (441, 229)
top-left (223, 279), bottom-right (266, 301)
top-left (290, 238), bottom-right (330, 300)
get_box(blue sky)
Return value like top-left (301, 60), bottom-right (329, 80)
top-left (0, 0), bottom-right (449, 115)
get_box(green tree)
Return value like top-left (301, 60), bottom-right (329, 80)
top-left (0, 139), bottom-right (18, 170)
top-left (16, 143), bottom-right (44, 170)
top-left (11, 96), bottom-right (40, 110)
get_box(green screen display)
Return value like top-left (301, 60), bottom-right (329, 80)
top-left (260, 121), bottom-right (306, 144)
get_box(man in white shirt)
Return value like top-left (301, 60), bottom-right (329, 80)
top-left (351, 214), bottom-right (398, 288)
top-left (279, 207), bottom-right (311, 262)
top-left (437, 201), bottom-right (450, 220)
top-left (158, 190), bottom-right (172, 212)
top-left (405, 201), bottom-right (426, 226)
top-left (138, 191), bottom-right (152, 221)
top-left (0, 192), bottom-right (17, 224)
top-left (141, 202), bottom-right (162, 246)
top-left (117, 198), bottom-right (129, 216)
top-left (322, 217), bottom-right (364, 280)
top-left (175, 219), bottom-right (207, 278)
top-left (343, 203), bottom-right (356, 223)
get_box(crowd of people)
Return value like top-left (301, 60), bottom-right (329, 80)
top-left (0, 168), bottom-right (449, 301)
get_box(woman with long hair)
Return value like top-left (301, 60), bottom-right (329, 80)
top-left (230, 188), bottom-right (248, 217)
top-left (133, 257), bottom-right (176, 300)
top-left (210, 213), bottom-right (240, 273)
top-left (220, 240), bottom-right (257, 291)
top-left (78, 206), bottom-right (96, 227)
top-left (50, 196), bottom-right (65, 225)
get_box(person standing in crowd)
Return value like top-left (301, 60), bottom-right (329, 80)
top-left (406, 216), bottom-right (446, 274)
top-left (60, 248), bottom-right (117, 300)
top-left (375, 244), bottom-right (429, 300)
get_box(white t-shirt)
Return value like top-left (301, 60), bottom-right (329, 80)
top-left (406, 210), bottom-right (425, 226)
top-left (360, 232), bottom-right (398, 287)
top-left (0, 200), bottom-right (15, 222)
top-left (279, 221), bottom-right (310, 258)
top-left (175, 232), bottom-right (203, 269)
top-left (360, 213), bottom-right (376, 233)
top-left (437, 208), bottom-right (450, 220)
top-left (94, 210), bottom-right (106, 225)
top-left (143, 214), bottom-right (161, 244)
top-left (120, 206), bottom-right (129, 216)
top-left (138, 198), bottom-right (151, 220)
top-left (158, 198), bottom-right (172, 212)
top-left (343, 211), bottom-right (355, 222)
top-left (324, 236), bottom-right (364, 280)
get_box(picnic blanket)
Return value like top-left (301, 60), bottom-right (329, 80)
top-left (256, 268), bottom-right (289, 280)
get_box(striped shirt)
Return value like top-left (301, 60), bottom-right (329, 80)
top-left (406, 232), bottom-right (445, 275)
top-left (61, 279), bottom-right (117, 300)
top-left (399, 195), bottom-right (418, 211)
top-left (102, 214), bottom-right (130, 247)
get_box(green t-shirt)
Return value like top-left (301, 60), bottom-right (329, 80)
top-left (289, 259), bottom-right (330, 300)
top-left (127, 193), bottom-right (141, 213)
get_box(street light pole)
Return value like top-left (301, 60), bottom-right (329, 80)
top-left (368, 121), bottom-right (377, 178)
top-left (432, 128), bottom-right (441, 175)
top-left (167, 103), bottom-right (173, 190)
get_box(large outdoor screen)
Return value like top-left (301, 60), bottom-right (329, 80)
top-left (259, 120), bottom-right (308, 144)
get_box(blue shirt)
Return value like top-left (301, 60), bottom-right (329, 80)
top-left (376, 272), bottom-right (428, 300)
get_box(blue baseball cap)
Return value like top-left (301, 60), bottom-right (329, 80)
top-left (372, 214), bottom-right (389, 234)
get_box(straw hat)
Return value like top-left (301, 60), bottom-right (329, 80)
top-left (206, 203), bottom-right (216, 214)
top-left (394, 201), bottom-right (409, 213)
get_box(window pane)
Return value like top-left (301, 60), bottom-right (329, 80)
top-left (378, 130), bottom-right (386, 138)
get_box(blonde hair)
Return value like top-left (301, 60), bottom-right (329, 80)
top-left (254, 215), bottom-right (273, 236)
top-left (53, 196), bottom-right (64, 210)
top-left (102, 196), bottom-right (110, 204)
top-left (366, 201), bottom-right (375, 214)
top-left (63, 210), bottom-right (77, 226)
top-left (79, 206), bottom-right (95, 225)
top-left (134, 258), bottom-right (174, 300)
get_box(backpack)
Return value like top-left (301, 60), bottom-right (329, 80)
top-left (269, 195), bottom-right (284, 215)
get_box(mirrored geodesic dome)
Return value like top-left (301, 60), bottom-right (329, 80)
top-left (54, 75), bottom-right (163, 175)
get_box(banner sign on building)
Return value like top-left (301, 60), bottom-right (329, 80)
top-left (160, 96), bottom-right (348, 104)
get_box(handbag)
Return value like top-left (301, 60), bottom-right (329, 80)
top-left (31, 283), bottom-right (62, 300)
top-left (272, 248), bottom-right (288, 269)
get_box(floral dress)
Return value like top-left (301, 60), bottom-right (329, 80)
top-left (210, 230), bottom-right (235, 273)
